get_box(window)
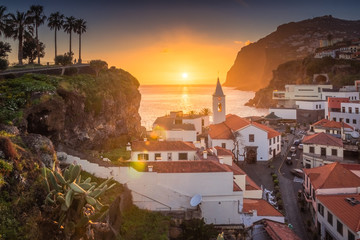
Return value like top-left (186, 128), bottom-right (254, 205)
top-left (269, 139), bottom-right (271, 145)
top-left (202, 119), bottom-right (205, 127)
top-left (167, 153), bottom-right (172, 161)
top-left (321, 148), bottom-right (326, 156)
top-left (353, 119), bottom-right (357, 124)
top-left (356, 108), bottom-right (359, 114)
top-left (277, 136), bottom-right (279, 142)
top-left (331, 149), bottom-right (337, 156)
top-left (337, 220), bottom-right (343, 235)
top-left (218, 102), bottom-right (222, 112)
top-left (327, 212), bottom-right (333, 225)
top-left (138, 153), bottom-right (149, 161)
top-left (340, 118), bottom-right (343, 122)
top-left (318, 203), bottom-right (324, 216)
top-left (269, 148), bottom-right (272, 154)
top-left (316, 105), bottom-right (318, 109)
top-left (155, 153), bottom-right (161, 160)
top-left (346, 118), bottom-right (350, 123)
top-left (277, 144), bottom-right (279, 151)
top-left (221, 143), bottom-right (226, 148)
top-left (249, 134), bottom-right (254, 142)
top-left (342, 107), bottom-right (345, 113)
top-left (333, 117), bottom-right (336, 121)
top-left (310, 146), bottom-right (315, 153)
top-left (319, 104), bottom-right (322, 109)
top-left (349, 107), bottom-right (352, 113)
top-left (179, 153), bottom-right (188, 160)
top-left (348, 230), bottom-right (355, 240)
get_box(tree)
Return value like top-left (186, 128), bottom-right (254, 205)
top-left (28, 5), bottom-right (46, 65)
top-left (200, 108), bottom-right (211, 116)
top-left (54, 52), bottom-right (72, 66)
top-left (74, 18), bottom-right (86, 64)
top-left (23, 37), bottom-right (45, 64)
top-left (0, 58), bottom-right (8, 71)
top-left (0, 41), bottom-right (11, 58)
top-left (90, 60), bottom-right (108, 77)
top-left (63, 16), bottom-right (76, 56)
top-left (0, 5), bottom-right (9, 37)
top-left (6, 11), bottom-right (33, 65)
top-left (47, 12), bottom-right (64, 61)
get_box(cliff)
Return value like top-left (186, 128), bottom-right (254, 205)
top-left (225, 15), bottom-right (360, 90)
top-left (0, 69), bottom-right (142, 150)
top-left (246, 57), bottom-right (360, 108)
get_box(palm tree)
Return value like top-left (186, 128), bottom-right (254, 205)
top-left (7, 11), bottom-right (33, 65)
top-left (0, 5), bottom-right (8, 37)
top-left (28, 5), bottom-right (46, 64)
top-left (74, 18), bottom-right (86, 64)
top-left (47, 12), bottom-right (64, 61)
top-left (63, 16), bottom-right (76, 56)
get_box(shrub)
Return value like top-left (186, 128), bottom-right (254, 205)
top-left (276, 192), bottom-right (282, 200)
top-left (277, 200), bottom-right (283, 210)
top-left (273, 179), bottom-right (279, 185)
top-left (55, 53), bottom-right (72, 66)
top-left (272, 174), bottom-right (278, 180)
top-left (64, 67), bottom-right (78, 76)
top-left (0, 58), bottom-right (8, 71)
top-left (90, 60), bottom-right (108, 77)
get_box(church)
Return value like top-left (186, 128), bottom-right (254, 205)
top-left (208, 79), bottom-right (281, 162)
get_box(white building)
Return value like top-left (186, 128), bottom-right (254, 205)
top-left (329, 101), bottom-right (360, 130)
top-left (130, 140), bottom-right (197, 161)
top-left (208, 114), bottom-right (281, 162)
top-left (302, 132), bottom-right (343, 168)
top-left (316, 194), bottom-right (360, 240)
top-left (213, 78), bottom-right (226, 124)
top-left (310, 118), bottom-right (355, 140)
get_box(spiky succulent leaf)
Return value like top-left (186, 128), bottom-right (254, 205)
top-left (65, 189), bottom-right (74, 208)
top-left (69, 182), bottom-right (86, 194)
top-left (69, 165), bottom-right (81, 182)
top-left (54, 171), bottom-right (66, 185)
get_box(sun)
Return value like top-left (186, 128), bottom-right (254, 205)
top-left (182, 72), bottom-right (188, 79)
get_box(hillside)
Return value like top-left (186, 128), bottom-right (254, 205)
top-left (0, 69), bottom-right (142, 150)
top-left (225, 15), bottom-right (360, 90)
top-left (245, 57), bottom-right (360, 108)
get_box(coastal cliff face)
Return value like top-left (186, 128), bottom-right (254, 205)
top-left (225, 16), bottom-right (360, 90)
top-left (0, 69), bottom-right (142, 150)
top-left (246, 57), bottom-right (360, 108)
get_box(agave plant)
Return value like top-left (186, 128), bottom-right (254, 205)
top-left (42, 164), bottom-right (115, 239)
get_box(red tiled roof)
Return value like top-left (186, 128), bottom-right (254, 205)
top-left (209, 114), bottom-right (280, 139)
top-left (214, 146), bottom-right (234, 156)
top-left (233, 181), bottom-right (242, 192)
top-left (303, 162), bottom-right (360, 189)
top-left (132, 141), bottom-right (196, 152)
top-left (302, 132), bottom-right (343, 147)
top-left (317, 194), bottom-right (360, 233)
top-left (328, 97), bottom-right (349, 109)
top-left (242, 199), bottom-right (283, 217)
top-left (342, 163), bottom-right (360, 171)
top-left (263, 219), bottom-right (302, 240)
top-left (312, 118), bottom-right (354, 130)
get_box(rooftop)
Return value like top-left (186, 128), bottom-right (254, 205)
top-left (153, 116), bottom-right (195, 131)
top-left (242, 199), bottom-right (283, 217)
top-left (312, 118), bottom-right (354, 130)
top-left (303, 132), bottom-right (343, 147)
top-left (317, 194), bottom-right (360, 233)
top-left (131, 141), bottom-right (197, 152)
top-left (209, 114), bottom-right (280, 140)
top-left (263, 219), bottom-right (302, 240)
top-left (213, 78), bottom-right (225, 97)
top-left (303, 162), bottom-right (360, 189)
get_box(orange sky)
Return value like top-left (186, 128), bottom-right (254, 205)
top-left (93, 29), bottom-right (249, 85)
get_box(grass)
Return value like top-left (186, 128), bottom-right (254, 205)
top-left (102, 147), bottom-right (131, 162)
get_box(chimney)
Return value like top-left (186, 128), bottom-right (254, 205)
top-left (148, 165), bottom-right (153, 172)
top-left (203, 151), bottom-right (207, 159)
top-left (126, 142), bottom-right (131, 151)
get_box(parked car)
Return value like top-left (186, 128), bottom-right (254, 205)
top-left (294, 140), bottom-right (301, 146)
top-left (298, 144), bottom-right (303, 150)
top-left (290, 146), bottom-right (296, 153)
top-left (290, 168), bottom-right (304, 178)
top-left (286, 157), bottom-right (292, 165)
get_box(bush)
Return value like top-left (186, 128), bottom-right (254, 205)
top-left (272, 174), bottom-right (278, 180)
top-left (64, 66), bottom-right (78, 76)
top-left (277, 200), bottom-right (283, 210)
top-left (273, 179), bottom-right (279, 185)
top-left (276, 192), bottom-right (282, 200)
top-left (54, 53), bottom-right (72, 66)
top-left (0, 58), bottom-right (8, 71)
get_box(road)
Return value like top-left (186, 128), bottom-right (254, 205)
top-left (0, 64), bottom-right (90, 76)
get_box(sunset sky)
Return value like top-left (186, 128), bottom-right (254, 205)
top-left (4, 0), bottom-right (360, 85)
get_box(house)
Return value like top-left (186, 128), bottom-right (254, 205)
top-left (250, 219), bottom-right (301, 240)
top-left (327, 99), bottom-right (360, 130)
top-left (208, 114), bottom-right (281, 162)
top-left (130, 140), bottom-right (197, 161)
top-left (152, 111), bottom-right (210, 142)
top-left (316, 194), bottom-right (360, 240)
top-left (302, 132), bottom-right (344, 168)
top-left (303, 163), bottom-right (360, 220)
top-left (309, 118), bottom-right (355, 139)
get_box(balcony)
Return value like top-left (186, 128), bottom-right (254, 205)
top-left (273, 91), bottom-right (286, 99)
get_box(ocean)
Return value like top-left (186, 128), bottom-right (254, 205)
top-left (139, 85), bottom-right (269, 130)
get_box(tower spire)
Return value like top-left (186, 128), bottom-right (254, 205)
top-left (213, 77), bottom-right (225, 97)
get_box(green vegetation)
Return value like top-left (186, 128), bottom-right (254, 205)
top-left (102, 147), bottom-right (131, 162)
top-left (180, 218), bottom-right (217, 240)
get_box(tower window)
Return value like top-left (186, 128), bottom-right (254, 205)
top-left (218, 102), bottom-right (222, 112)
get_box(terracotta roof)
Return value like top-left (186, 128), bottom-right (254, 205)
top-left (303, 162), bottom-right (360, 189)
top-left (209, 114), bottom-right (280, 139)
top-left (317, 194), bottom-right (360, 233)
top-left (312, 118), bottom-right (354, 130)
top-left (342, 163), bottom-right (360, 171)
top-left (263, 219), bottom-right (302, 240)
top-left (242, 199), bottom-right (283, 217)
top-left (214, 146), bottom-right (234, 156)
top-left (302, 132), bottom-right (343, 147)
top-left (233, 182), bottom-right (242, 191)
top-left (132, 141), bottom-right (197, 152)
top-left (222, 163), bottom-right (261, 190)
top-left (153, 116), bottom-right (195, 131)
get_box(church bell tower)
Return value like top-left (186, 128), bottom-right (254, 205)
top-left (212, 78), bottom-right (226, 124)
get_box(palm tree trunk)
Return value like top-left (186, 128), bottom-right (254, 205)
top-left (55, 29), bottom-right (57, 61)
top-left (18, 33), bottom-right (23, 65)
top-left (36, 25), bottom-right (40, 65)
top-left (69, 31), bottom-right (72, 56)
top-left (78, 33), bottom-right (82, 64)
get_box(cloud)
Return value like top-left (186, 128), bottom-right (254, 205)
top-left (234, 40), bottom-right (243, 44)
top-left (244, 40), bottom-right (252, 46)
top-left (234, 40), bottom-right (252, 46)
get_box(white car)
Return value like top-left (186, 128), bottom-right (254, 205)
top-left (290, 146), bottom-right (296, 152)
top-left (298, 144), bottom-right (303, 150)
